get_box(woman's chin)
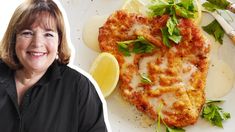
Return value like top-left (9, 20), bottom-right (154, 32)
top-left (23, 62), bottom-right (49, 73)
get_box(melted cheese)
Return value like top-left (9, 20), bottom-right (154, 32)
top-left (130, 73), bottom-right (141, 88)
top-left (139, 55), bottom-right (157, 74)
top-left (181, 62), bottom-right (197, 85)
top-left (124, 53), bottom-right (135, 64)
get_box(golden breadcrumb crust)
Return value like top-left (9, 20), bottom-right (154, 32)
top-left (98, 10), bottom-right (210, 127)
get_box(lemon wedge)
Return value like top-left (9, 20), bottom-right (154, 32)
top-left (89, 52), bottom-right (120, 98)
top-left (121, 0), bottom-right (149, 15)
top-left (193, 0), bottom-right (202, 24)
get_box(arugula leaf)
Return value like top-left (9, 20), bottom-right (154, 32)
top-left (202, 20), bottom-right (225, 44)
top-left (201, 100), bottom-right (231, 128)
top-left (207, 0), bottom-right (230, 9)
top-left (117, 36), bottom-right (155, 56)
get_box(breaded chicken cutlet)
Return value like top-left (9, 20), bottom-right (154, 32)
top-left (98, 10), bottom-right (210, 127)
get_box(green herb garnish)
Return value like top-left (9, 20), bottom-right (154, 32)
top-left (166, 127), bottom-right (185, 132)
top-left (133, 36), bottom-right (155, 54)
top-left (149, 0), bottom-right (196, 18)
top-left (161, 27), bottom-right (171, 47)
top-left (202, 0), bottom-right (232, 44)
top-left (140, 73), bottom-right (152, 84)
top-left (202, 0), bottom-right (230, 11)
top-left (117, 36), bottom-right (155, 56)
top-left (117, 42), bottom-right (131, 56)
top-left (201, 100), bottom-right (231, 128)
top-left (202, 2), bottom-right (220, 12)
top-left (175, 4), bottom-right (194, 18)
top-left (149, 0), bottom-right (196, 47)
top-left (149, 1), bottom-right (169, 16)
top-left (156, 103), bottom-right (185, 132)
top-left (202, 20), bottom-right (225, 44)
top-left (167, 16), bottom-right (182, 43)
top-left (161, 17), bottom-right (182, 47)
top-left (206, 100), bottom-right (224, 104)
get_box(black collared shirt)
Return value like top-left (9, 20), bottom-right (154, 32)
top-left (0, 60), bottom-right (107, 132)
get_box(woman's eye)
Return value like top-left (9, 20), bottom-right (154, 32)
top-left (45, 33), bottom-right (54, 37)
top-left (20, 31), bottom-right (33, 37)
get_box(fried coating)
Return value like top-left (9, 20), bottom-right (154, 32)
top-left (98, 10), bottom-right (210, 127)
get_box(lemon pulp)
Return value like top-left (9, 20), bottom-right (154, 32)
top-left (90, 52), bottom-right (119, 97)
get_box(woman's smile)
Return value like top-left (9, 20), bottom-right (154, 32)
top-left (26, 51), bottom-right (47, 57)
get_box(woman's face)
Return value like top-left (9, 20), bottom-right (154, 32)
top-left (15, 12), bottom-right (59, 73)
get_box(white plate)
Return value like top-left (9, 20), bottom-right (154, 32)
top-left (61, 0), bottom-right (235, 131)
top-left (1, 0), bottom-right (235, 132)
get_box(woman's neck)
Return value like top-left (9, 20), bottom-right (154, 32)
top-left (14, 68), bottom-right (46, 104)
top-left (15, 69), bottom-right (46, 86)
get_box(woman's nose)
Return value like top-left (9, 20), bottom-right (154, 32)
top-left (31, 33), bottom-right (44, 48)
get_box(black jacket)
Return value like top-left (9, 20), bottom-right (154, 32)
top-left (0, 60), bottom-right (107, 132)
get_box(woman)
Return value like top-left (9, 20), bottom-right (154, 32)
top-left (0, 0), bottom-right (108, 131)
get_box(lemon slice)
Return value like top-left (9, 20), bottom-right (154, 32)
top-left (89, 52), bottom-right (120, 98)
